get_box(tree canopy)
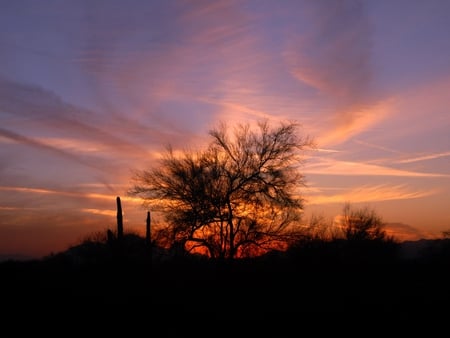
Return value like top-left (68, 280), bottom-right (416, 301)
top-left (129, 119), bottom-right (315, 259)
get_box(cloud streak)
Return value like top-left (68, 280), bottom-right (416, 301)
top-left (0, 76), bottom-right (178, 156)
top-left (287, 0), bottom-right (372, 103)
top-left (0, 128), bottom-right (115, 173)
top-left (397, 151), bottom-right (450, 164)
top-left (304, 158), bottom-right (449, 177)
top-left (305, 184), bottom-right (437, 205)
top-left (284, 0), bottom-right (387, 146)
top-left (0, 185), bottom-right (141, 204)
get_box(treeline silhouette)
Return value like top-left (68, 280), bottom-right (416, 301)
top-left (1, 196), bottom-right (450, 331)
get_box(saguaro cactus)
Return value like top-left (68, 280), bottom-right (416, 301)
top-left (116, 196), bottom-right (123, 240)
top-left (146, 211), bottom-right (151, 246)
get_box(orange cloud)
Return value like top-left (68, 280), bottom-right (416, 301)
top-left (0, 186), bottom-right (142, 204)
top-left (81, 208), bottom-right (117, 217)
top-left (38, 137), bottom-right (107, 153)
top-left (315, 100), bottom-right (394, 146)
top-left (305, 184), bottom-right (438, 205)
top-left (304, 158), bottom-right (449, 177)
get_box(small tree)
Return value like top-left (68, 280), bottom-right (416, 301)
top-left (337, 203), bottom-right (400, 263)
top-left (129, 119), bottom-right (315, 259)
top-left (340, 202), bottom-right (388, 242)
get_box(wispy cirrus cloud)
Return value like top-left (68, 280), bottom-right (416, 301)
top-left (315, 148), bottom-right (342, 153)
top-left (36, 137), bottom-right (108, 153)
top-left (304, 157), bottom-right (449, 177)
top-left (354, 139), bottom-right (402, 154)
top-left (0, 75), bottom-right (199, 188)
top-left (0, 206), bottom-right (38, 211)
top-left (305, 184), bottom-right (437, 205)
top-left (285, 0), bottom-right (372, 102)
top-left (314, 100), bottom-right (393, 146)
top-left (0, 76), bottom-right (158, 155)
top-left (284, 0), bottom-right (387, 146)
top-left (373, 75), bottom-right (450, 144)
top-left (81, 208), bottom-right (117, 217)
top-left (0, 128), bottom-right (116, 173)
top-left (397, 151), bottom-right (450, 164)
top-left (0, 185), bottom-right (141, 204)
top-left (74, 0), bottom-right (267, 141)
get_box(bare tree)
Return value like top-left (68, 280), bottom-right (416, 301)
top-left (340, 202), bottom-right (388, 241)
top-left (129, 119), bottom-right (315, 259)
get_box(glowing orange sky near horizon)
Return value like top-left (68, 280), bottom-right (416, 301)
top-left (1, 0), bottom-right (449, 259)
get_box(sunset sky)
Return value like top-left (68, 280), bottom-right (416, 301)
top-left (1, 0), bottom-right (449, 259)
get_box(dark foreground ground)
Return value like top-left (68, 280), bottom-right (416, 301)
top-left (2, 240), bottom-right (450, 335)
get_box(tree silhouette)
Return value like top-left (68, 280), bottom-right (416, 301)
top-left (129, 119), bottom-right (315, 259)
top-left (340, 202), bottom-right (388, 242)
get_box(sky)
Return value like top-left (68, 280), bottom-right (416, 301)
top-left (1, 0), bottom-right (449, 260)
